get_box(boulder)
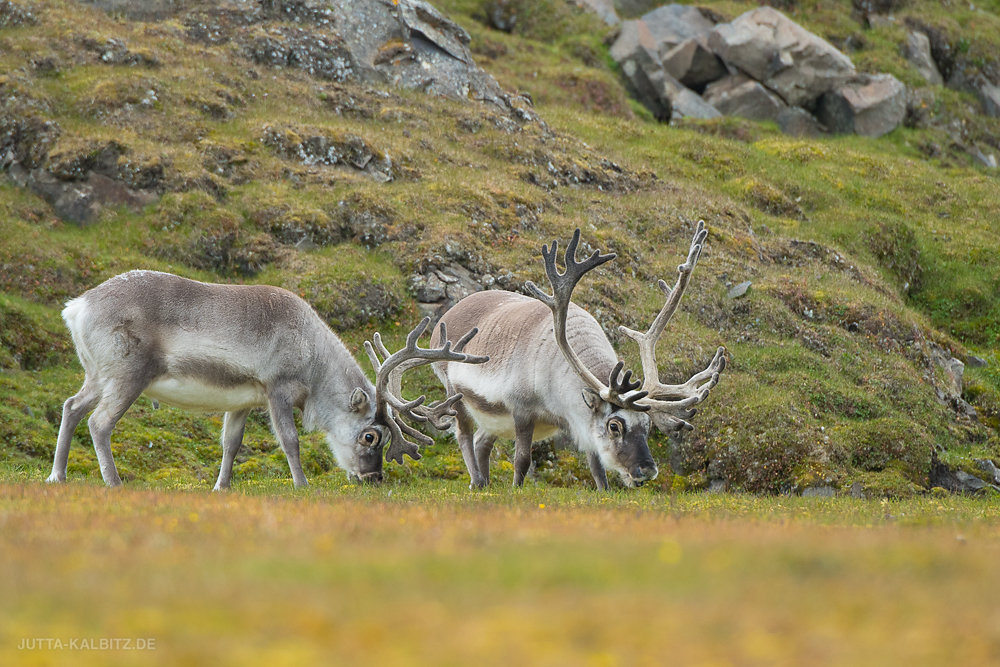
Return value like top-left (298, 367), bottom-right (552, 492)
top-left (816, 73), bottom-right (906, 137)
top-left (7, 163), bottom-right (156, 225)
top-left (708, 6), bottom-right (855, 107)
top-left (611, 20), bottom-right (672, 120)
top-left (662, 37), bottom-right (727, 91)
top-left (777, 106), bottom-right (826, 137)
top-left (972, 76), bottom-right (1000, 118)
top-left (656, 71), bottom-right (721, 120)
top-left (641, 4), bottom-right (715, 55)
top-left (903, 31), bottom-right (943, 86)
top-left (703, 73), bottom-right (786, 122)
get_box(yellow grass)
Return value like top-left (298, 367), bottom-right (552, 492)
top-left (2, 481), bottom-right (1000, 665)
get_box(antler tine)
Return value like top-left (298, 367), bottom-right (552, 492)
top-left (634, 347), bottom-right (726, 420)
top-left (607, 361), bottom-right (651, 411)
top-left (620, 221), bottom-right (711, 399)
top-left (372, 318), bottom-right (489, 463)
top-left (383, 415), bottom-right (426, 465)
top-left (525, 228), bottom-right (618, 402)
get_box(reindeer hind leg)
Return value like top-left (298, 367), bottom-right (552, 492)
top-left (48, 379), bottom-right (101, 483)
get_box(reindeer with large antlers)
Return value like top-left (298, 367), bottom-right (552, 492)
top-left (431, 222), bottom-right (726, 489)
top-left (48, 270), bottom-right (486, 488)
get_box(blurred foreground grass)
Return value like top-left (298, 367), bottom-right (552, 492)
top-left (2, 478), bottom-right (999, 665)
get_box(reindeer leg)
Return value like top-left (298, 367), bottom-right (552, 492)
top-left (48, 379), bottom-right (100, 483)
top-left (454, 401), bottom-right (487, 489)
top-left (474, 431), bottom-right (497, 486)
top-left (214, 409), bottom-right (250, 491)
top-left (586, 451), bottom-right (609, 491)
top-left (267, 391), bottom-right (308, 488)
top-left (87, 381), bottom-right (146, 487)
top-left (512, 416), bottom-right (535, 487)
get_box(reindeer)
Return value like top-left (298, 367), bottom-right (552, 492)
top-left (47, 270), bottom-right (487, 489)
top-left (431, 222), bottom-right (726, 489)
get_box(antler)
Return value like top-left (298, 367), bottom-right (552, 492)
top-left (619, 221), bottom-right (727, 423)
top-left (525, 228), bottom-right (646, 408)
top-left (365, 319), bottom-right (488, 464)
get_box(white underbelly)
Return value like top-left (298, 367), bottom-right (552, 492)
top-left (465, 405), bottom-right (560, 442)
top-left (144, 376), bottom-right (267, 413)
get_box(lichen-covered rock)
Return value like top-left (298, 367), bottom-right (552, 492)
top-left (708, 6), bottom-right (855, 107)
top-left (816, 73), bottom-right (906, 137)
top-left (261, 124), bottom-right (395, 182)
top-left (0, 0), bottom-right (37, 27)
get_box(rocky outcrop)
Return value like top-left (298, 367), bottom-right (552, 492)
top-left (609, 4), bottom-right (912, 138)
top-left (6, 0), bottom-right (542, 224)
top-left (707, 7), bottom-right (855, 108)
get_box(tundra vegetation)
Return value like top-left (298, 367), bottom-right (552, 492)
top-left (1, 0), bottom-right (998, 495)
top-left (2, 0), bottom-right (1000, 661)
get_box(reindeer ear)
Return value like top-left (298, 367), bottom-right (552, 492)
top-left (350, 388), bottom-right (370, 413)
top-left (581, 387), bottom-right (602, 412)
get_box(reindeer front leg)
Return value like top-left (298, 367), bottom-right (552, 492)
top-left (267, 389), bottom-right (308, 488)
top-left (512, 416), bottom-right (535, 487)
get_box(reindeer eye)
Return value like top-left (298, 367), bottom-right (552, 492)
top-left (362, 430), bottom-right (380, 447)
top-left (608, 419), bottom-right (623, 436)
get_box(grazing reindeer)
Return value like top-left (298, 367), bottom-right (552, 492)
top-left (432, 222), bottom-right (726, 489)
top-left (47, 270), bottom-right (487, 489)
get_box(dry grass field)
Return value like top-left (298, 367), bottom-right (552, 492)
top-left (3, 479), bottom-right (1000, 666)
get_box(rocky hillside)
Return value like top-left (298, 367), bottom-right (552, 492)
top-left (1, 0), bottom-right (999, 495)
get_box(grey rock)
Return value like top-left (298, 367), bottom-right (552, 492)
top-left (8, 163), bottom-right (156, 225)
top-left (708, 6), bottom-right (855, 107)
top-left (929, 455), bottom-right (995, 493)
top-left (704, 73), bottom-right (786, 122)
top-left (611, 20), bottom-right (672, 120)
top-left (972, 76), bottom-right (1000, 118)
top-left (927, 342), bottom-right (965, 402)
top-left (662, 37), bottom-right (727, 90)
top-left (410, 263), bottom-right (483, 315)
top-left (849, 481), bottom-right (867, 499)
top-left (655, 70), bottom-right (721, 120)
top-left (777, 106), bottom-right (826, 137)
top-left (816, 73), bottom-right (906, 137)
top-left (708, 478), bottom-right (727, 493)
top-left (727, 280), bottom-right (752, 299)
top-left (971, 145), bottom-right (998, 169)
top-left (642, 4), bottom-right (716, 55)
top-left (801, 485), bottom-right (836, 497)
top-left (904, 31), bottom-right (943, 86)
top-left (975, 459), bottom-right (1000, 485)
top-left (967, 355), bottom-right (988, 369)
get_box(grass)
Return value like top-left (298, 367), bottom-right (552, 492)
top-left (1, 0), bottom-right (999, 494)
top-left (2, 479), bottom-right (1000, 665)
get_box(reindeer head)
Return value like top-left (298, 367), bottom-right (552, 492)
top-left (526, 224), bottom-right (726, 487)
top-left (340, 318), bottom-right (488, 484)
